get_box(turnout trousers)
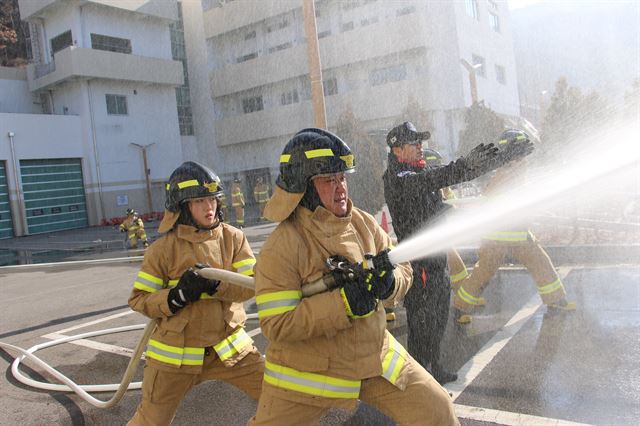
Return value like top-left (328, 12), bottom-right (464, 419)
top-left (128, 350), bottom-right (264, 426)
top-left (248, 354), bottom-right (459, 426)
top-left (453, 239), bottom-right (567, 313)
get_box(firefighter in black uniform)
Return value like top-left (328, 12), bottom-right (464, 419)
top-left (382, 122), bottom-right (532, 384)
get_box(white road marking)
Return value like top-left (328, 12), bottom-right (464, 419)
top-left (454, 404), bottom-right (592, 426)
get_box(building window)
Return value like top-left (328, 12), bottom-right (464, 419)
top-left (465, 0), bottom-right (479, 20)
top-left (267, 18), bottom-right (289, 33)
top-left (471, 54), bottom-right (486, 77)
top-left (317, 29), bottom-right (331, 39)
top-left (361, 16), bottom-right (379, 26)
top-left (50, 30), bottom-right (72, 55)
top-left (488, 0), bottom-right (499, 10)
top-left (281, 89), bottom-right (299, 105)
top-left (495, 64), bottom-right (506, 85)
top-left (341, 22), bottom-right (354, 32)
top-left (91, 34), bottom-right (132, 54)
top-left (396, 6), bottom-right (416, 16)
top-left (106, 94), bottom-right (128, 115)
top-left (245, 31), bottom-right (256, 40)
top-left (237, 52), bottom-right (258, 63)
top-left (489, 12), bottom-right (500, 32)
top-left (369, 64), bottom-right (408, 86)
top-left (323, 77), bottom-right (338, 96)
top-left (268, 42), bottom-right (292, 54)
top-left (242, 96), bottom-right (264, 113)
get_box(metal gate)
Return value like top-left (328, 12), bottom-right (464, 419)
top-left (20, 158), bottom-right (88, 234)
top-left (0, 162), bottom-right (14, 239)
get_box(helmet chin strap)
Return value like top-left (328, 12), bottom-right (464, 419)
top-left (300, 182), bottom-right (322, 212)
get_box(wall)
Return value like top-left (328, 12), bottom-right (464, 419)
top-left (0, 68), bottom-right (40, 114)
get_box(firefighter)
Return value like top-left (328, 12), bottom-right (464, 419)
top-left (127, 161), bottom-right (264, 426)
top-left (218, 191), bottom-right (229, 222)
top-left (453, 129), bottom-right (576, 324)
top-left (119, 208), bottom-right (149, 249)
top-left (250, 128), bottom-right (458, 426)
top-left (231, 178), bottom-right (245, 228)
top-left (253, 176), bottom-right (270, 221)
top-left (382, 122), bottom-right (531, 384)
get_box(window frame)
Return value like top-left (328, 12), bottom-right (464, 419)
top-left (90, 33), bottom-right (132, 54)
top-left (105, 94), bottom-right (128, 116)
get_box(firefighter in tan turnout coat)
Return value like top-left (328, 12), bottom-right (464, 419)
top-left (119, 208), bottom-right (149, 249)
top-left (127, 161), bottom-right (264, 425)
top-left (453, 130), bottom-right (576, 324)
top-left (250, 128), bottom-right (458, 426)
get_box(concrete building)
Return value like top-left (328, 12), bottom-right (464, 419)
top-left (1, 0), bottom-right (185, 237)
top-left (185, 0), bottom-right (521, 197)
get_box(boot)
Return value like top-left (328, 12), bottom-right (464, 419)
top-left (453, 308), bottom-right (472, 325)
top-left (431, 363), bottom-right (458, 385)
top-left (547, 298), bottom-right (577, 312)
top-left (384, 307), bottom-right (396, 322)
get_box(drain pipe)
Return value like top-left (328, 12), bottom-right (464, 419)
top-left (86, 80), bottom-right (106, 222)
top-left (7, 131), bottom-right (28, 235)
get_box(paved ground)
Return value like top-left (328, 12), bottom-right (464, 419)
top-left (0, 222), bottom-right (638, 425)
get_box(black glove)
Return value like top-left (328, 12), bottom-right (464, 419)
top-left (462, 143), bottom-right (499, 176)
top-left (499, 138), bottom-right (535, 163)
top-left (340, 280), bottom-right (377, 318)
top-left (362, 250), bottom-right (396, 300)
top-left (167, 268), bottom-right (220, 313)
top-left (120, 227), bottom-right (126, 233)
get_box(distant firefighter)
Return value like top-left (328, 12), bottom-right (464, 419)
top-left (253, 176), bottom-right (270, 221)
top-left (453, 129), bottom-right (576, 324)
top-left (119, 208), bottom-right (149, 249)
top-left (231, 178), bottom-right (245, 228)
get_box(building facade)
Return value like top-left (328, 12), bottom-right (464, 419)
top-left (185, 0), bottom-right (520, 202)
top-left (1, 0), bottom-right (185, 237)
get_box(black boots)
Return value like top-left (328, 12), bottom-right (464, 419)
top-left (431, 363), bottom-right (458, 385)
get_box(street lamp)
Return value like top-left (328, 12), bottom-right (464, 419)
top-left (130, 142), bottom-right (156, 214)
top-left (460, 59), bottom-right (483, 105)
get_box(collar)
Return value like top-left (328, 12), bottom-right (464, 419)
top-left (294, 199), bottom-right (354, 237)
top-left (175, 223), bottom-right (221, 243)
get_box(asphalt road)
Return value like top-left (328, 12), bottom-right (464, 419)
top-left (0, 232), bottom-right (638, 425)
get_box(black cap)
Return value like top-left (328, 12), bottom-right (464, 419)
top-left (386, 122), bottom-right (431, 147)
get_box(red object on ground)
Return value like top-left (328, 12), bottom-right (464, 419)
top-left (380, 211), bottom-right (389, 233)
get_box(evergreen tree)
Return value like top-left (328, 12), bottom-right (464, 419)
top-left (0, 0), bottom-right (28, 67)
top-left (335, 106), bottom-right (386, 214)
top-left (458, 101), bottom-right (504, 156)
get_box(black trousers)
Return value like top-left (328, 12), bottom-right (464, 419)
top-left (404, 256), bottom-right (451, 369)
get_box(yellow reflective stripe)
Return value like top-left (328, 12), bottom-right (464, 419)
top-left (280, 154), bottom-right (291, 163)
top-left (133, 271), bottom-right (164, 293)
top-left (483, 231), bottom-right (529, 241)
top-left (457, 286), bottom-right (483, 305)
top-left (166, 183), bottom-right (170, 190)
top-left (340, 288), bottom-right (376, 318)
top-left (450, 267), bottom-right (469, 283)
top-left (166, 279), bottom-right (179, 288)
top-left (425, 155), bottom-right (437, 160)
top-left (340, 154), bottom-right (354, 168)
top-left (177, 179), bottom-right (199, 189)
top-left (145, 339), bottom-right (205, 367)
top-left (382, 333), bottom-right (407, 385)
top-left (264, 360), bottom-right (361, 399)
top-left (537, 278), bottom-right (563, 295)
top-left (213, 328), bottom-right (253, 361)
top-left (256, 290), bottom-right (301, 318)
top-left (232, 258), bottom-right (256, 276)
top-left (305, 148), bottom-right (333, 159)
top-left (498, 138), bottom-right (509, 145)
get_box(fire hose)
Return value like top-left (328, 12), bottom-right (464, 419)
top-left (0, 263), bottom-right (359, 408)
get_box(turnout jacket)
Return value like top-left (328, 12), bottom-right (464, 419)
top-left (255, 201), bottom-right (413, 408)
top-left (128, 223), bottom-right (257, 374)
top-left (120, 216), bottom-right (144, 234)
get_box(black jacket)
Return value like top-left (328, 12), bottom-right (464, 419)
top-left (382, 154), bottom-right (471, 242)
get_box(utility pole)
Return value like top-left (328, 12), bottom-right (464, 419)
top-left (7, 132), bottom-right (28, 235)
top-left (130, 142), bottom-right (155, 214)
top-left (302, 0), bottom-right (327, 129)
top-left (460, 59), bottom-right (483, 105)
